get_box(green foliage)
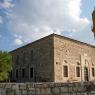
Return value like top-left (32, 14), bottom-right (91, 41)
top-left (0, 51), bottom-right (12, 81)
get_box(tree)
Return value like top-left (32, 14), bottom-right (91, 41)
top-left (0, 51), bottom-right (12, 82)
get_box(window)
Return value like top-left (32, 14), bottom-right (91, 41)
top-left (63, 66), bottom-right (68, 77)
top-left (92, 68), bottom-right (95, 77)
top-left (30, 68), bottom-right (33, 78)
top-left (16, 69), bottom-right (18, 78)
top-left (16, 55), bottom-right (19, 65)
top-left (76, 67), bottom-right (80, 77)
top-left (84, 67), bottom-right (89, 81)
top-left (12, 56), bottom-right (14, 62)
top-left (23, 52), bottom-right (26, 64)
top-left (10, 70), bottom-right (12, 78)
top-left (22, 68), bottom-right (25, 78)
top-left (31, 50), bottom-right (33, 61)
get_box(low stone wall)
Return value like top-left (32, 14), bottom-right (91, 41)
top-left (0, 82), bottom-right (95, 95)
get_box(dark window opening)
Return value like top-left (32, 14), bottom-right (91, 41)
top-left (31, 50), bottom-right (33, 61)
top-left (16, 55), bottom-right (19, 65)
top-left (22, 68), bottom-right (25, 78)
top-left (30, 68), bottom-right (33, 78)
top-left (84, 67), bottom-right (89, 81)
top-left (16, 69), bottom-right (18, 78)
top-left (23, 52), bottom-right (26, 64)
top-left (76, 67), bottom-right (80, 77)
top-left (10, 70), bottom-right (12, 78)
top-left (63, 66), bottom-right (68, 77)
top-left (92, 68), bottom-right (95, 77)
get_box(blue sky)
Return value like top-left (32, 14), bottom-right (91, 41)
top-left (0, 0), bottom-right (95, 51)
top-left (81, 0), bottom-right (95, 19)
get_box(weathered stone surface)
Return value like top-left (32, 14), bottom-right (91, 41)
top-left (0, 82), bottom-right (95, 95)
top-left (53, 34), bottom-right (95, 82)
top-left (10, 34), bottom-right (95, 83)
top-left (11, 34), bottom-right (54, 82)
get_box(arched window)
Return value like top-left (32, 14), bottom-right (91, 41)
top-left (92, 68), bottom-right (95, 77)
top-left (63, 65), bottom-right (68, 77)
top-left (84, 67), bottom-right (89, 81)
top-left (76, 67), bottom-right (80, 77)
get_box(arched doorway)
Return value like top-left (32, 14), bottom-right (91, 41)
top-left (84, 67), bottom-right (89, 81)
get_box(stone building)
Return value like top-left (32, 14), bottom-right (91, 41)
top-left (10, 34), bottom-right (95, 83)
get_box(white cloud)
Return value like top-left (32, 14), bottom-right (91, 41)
top-left (4, 0), bottom-right (13, 2)
top-left (0, 1), bottom-right (14, 9)
top-left (14, 38), bottom-right (23, 45)
top-left (0, 16), bottom-right (3, 24)
top-left (11, 23), bottom-right (60, 43)
top-left (8, 0), bottom-right (93, 45)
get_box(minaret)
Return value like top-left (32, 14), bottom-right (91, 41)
top-left (92, 7), bottom-right (95, 38)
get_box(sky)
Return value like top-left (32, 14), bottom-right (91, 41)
top-left (0, 0), bottom-right (95, 51)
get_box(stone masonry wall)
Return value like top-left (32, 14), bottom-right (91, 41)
top-left (10, 34), bottom-right (95, 83)
top-left (11, 35), bottom-right (54, 82)
top-left (0, 82), bottom-right (95, 95)
top-left (53, 35), bottom-right (95, 83)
